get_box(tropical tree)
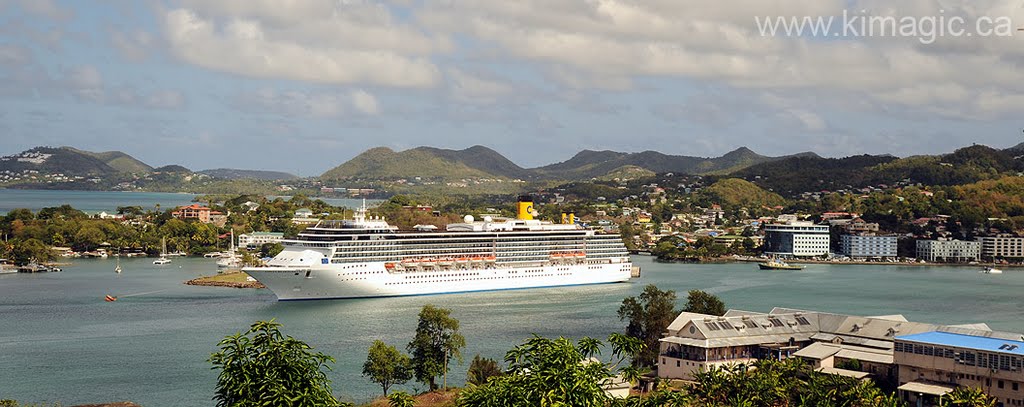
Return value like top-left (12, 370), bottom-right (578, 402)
top-left (682, 289), bottom-right (726, 316)
top-left (208, 319), bottom-right (340, 407)
top-left (940, 387), bottom-right (996, 407)
top-left (456, 333), bottom-right (645, 407)
top-left (618, 284), bottom-right (680, 367)
top-left (362, 340), bottom-right (413, 396)
top-left (466, 354), bottom-right (503, 386)
top-left (407, 304), bottom-right (465, 391)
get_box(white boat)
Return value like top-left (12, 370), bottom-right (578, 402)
top-left (980, 266), bottom-right (1003, 274)
top-left (114, 256), bottom-right (122, 274)
top-left (243, 198), bottom-right (633, 301)
top-left (204, 252), bottom-right (226, 258)
top-left (217, 230), bottom-right (242, 268)
top-left (153, 237), bottom-right (171, 265)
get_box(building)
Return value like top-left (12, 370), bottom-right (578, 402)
top-left (916, 239), bottom-right (981, 262)
top-left (171, 204), bottom-right (224, 225)
top-left (658, 307), bottom-right (991, 389)
top-left (895, 330), bottom-right (1024, 406)
top-left (237, 232), bottom-right (284, 249)
top-left (763, 221), bottom-right (830, 257)
top-left (291, 208), bottom-right (319, 225)
top-left (840, 234), bottom-right (898, 259)
top-left (977, 236), bottom-right (1024, 260)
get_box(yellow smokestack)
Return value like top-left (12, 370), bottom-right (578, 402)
top-left (561, 213), bottom-right (568, 224)
top-left (569, 213), bottom-right (575, 225)
top-left (516, 195), bottom-right (534, 220)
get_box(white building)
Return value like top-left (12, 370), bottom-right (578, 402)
top-left (915, 239), bottom-right (981, 262)
top-left (976, 236), bottom-right (1024, 259)
top-left (763, 221), bottom-right (830, 257)
top-left (237, 232), bottom-right (285, 249)
top-left (839, 235), bottom-right (898, 259)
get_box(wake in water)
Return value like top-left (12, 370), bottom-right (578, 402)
top-left (113, 289), bottom-right (169, 298)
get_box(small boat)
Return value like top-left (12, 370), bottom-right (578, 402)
top-left (104, 295), bottom-right (117, 302)
top-left (758, 259), bottom-right (804, 270)
top-left (980, 266), bottom-right (1003, 274)
top-left (114, 257), bottom-right (122, 274)
top-left (154, 237), bottom-right (172, 265)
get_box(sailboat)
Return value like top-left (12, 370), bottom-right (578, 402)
top-left (114, 256), bottom-right (122, 273)
top-left (217, 230), bottom-right (242, 269)
top-left (153, 237), bottom-right (172, 265)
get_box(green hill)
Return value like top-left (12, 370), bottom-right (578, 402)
top-left (533, 147), bottom-right (810, 180)
top-left (321, 146), bottom-right (509, 181)
top-left (697, 178), bottom-right (787, 209)
top-left (0, 147), bottom-right (119, 176)
top-left (199, 168), bottom-right (298, 180)
top-left (64, 147), bottom-right (153, 174)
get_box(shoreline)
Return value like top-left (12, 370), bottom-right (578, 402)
top-left (656, 256), bottom-right (1022, 268)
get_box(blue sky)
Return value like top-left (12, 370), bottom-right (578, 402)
top-left (1, 0), bottom-right (1022, 176)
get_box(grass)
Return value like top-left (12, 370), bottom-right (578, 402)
top-left (361, 389), bottom-right (461, 407)
top-left (196, 271), bottom-right (252, 284)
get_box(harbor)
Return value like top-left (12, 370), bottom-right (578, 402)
top-left (1, 255), bottom-right (1021, 406)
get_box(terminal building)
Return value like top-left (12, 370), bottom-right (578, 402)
top-left (659, 307), bottom-right (1019, 405)
top-left (839, 234), bottom-right (898, 260)
top-left (763, 221), bottom-right (830, 258)
top-left (916, 239), bottom-right (981, 263)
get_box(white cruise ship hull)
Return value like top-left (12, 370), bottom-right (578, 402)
top-left (247, 261), bottom-right (633, 301)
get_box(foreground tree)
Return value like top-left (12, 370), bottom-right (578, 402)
top-left (209, 320), bottom-right (340, 407)
top-left (387, 391), bottom-right (416, 407)
top-left (618, 285), bottom-right (680, 367)
top-left (363, 340), bottom-right (413, 396)
top-left (466, 354), bottom-right (503, 386)
top-left (682, 289), bottom-right (726, 316)
top-left (457, 333), bottom-right (649, 407)
top-left (940, 387), bottom-right (996, 407)
top-left (407, 304), bottom-right (465, 391)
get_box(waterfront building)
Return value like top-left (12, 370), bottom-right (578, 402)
top-left (763, 221), bottom-right (830, 257)
top-left (291, 208), bottom-right (320, 225)
top-left (237, 232), bottom-right (284, 249)
top-left (977, 236), bottom-right (1024, 260)
top-left (895, 330), bottom-right (1024, 406)
top-left (916, 239), bottom-right (981, 263)
top-left (839, 234), bottom-right (898, 259)
top-left (171, 204), bottom-right (223, 224)
top-left (658, 307), bottom-right (992, 389)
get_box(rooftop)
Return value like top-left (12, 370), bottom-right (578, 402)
top-left (897, 331), bottom-right (1024, 355)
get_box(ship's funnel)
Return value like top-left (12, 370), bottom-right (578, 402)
top-left (569, 213), bottom-right (575, 225)
top-left (561, 213), bottom-right (568, 224)
top-left (516, 195), bottom-right (534, 220)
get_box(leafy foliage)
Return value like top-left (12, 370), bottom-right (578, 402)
top-left (407, 304), bottom-right (466, 391)
top-left (682, 290), bottom-right (726, 316)
top-left (387, 391), bottom-right (416, 407)
top-left (466, 354), bottom-right (503, 386)
top-left (209, 320), bottom-right (340, 407)
top-left (618, 285), bottom-right (680, 367)
top-left (456, 333), bottom-right (645, 407)
top-left (363, 340), bottom-right (413, 396)
top-left (940, 387), bottom-right (996, 407)
top-left (696, 178), bottom-right (786, 210)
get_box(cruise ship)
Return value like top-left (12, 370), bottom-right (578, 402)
top-left (244, 197), bottom-right (633, 300)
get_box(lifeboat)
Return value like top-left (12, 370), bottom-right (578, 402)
top-left (485, 255), bottom-right (497, 263)
top-left (384, 262), bottom-right (396, 270)
top-left (438, 257), bottom-right (454, 267)
top-left (575, 251), bottom-right (587, 259)
top-left (455, 257), bottom-right (469, 264)
top-left (402, 258), bottom-right (420, 268)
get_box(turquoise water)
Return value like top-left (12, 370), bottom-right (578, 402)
top-left (0, 189), bottom-right (371, 214)
top-left (1, 256), bottom-right (1021, 406)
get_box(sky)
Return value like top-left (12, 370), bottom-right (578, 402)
top-left (1, 0), bottom-right (1023, 176)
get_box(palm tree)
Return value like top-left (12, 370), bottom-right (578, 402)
top-left (940, 387), bottom-right (995, 407)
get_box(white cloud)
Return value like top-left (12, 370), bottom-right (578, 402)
top-left (110, 29), bottom-right (155, 62)
top-left (447, 68), bottom-right (517, 104)
top-left (162, 2), bottom-right (445, 88)
top-left (350, 90), bottom-right (380, 115)
top-left (13, 0), bottom-right (73, 21)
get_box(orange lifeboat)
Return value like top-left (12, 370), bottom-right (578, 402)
top-left (104, 295), bottom-right (117, 302)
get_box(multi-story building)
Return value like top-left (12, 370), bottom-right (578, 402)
top-left (916, 239), bottom-right (981, 262)
top-left (840, 234), bottom-right (898, 259)
top-left (171, 204), bottom-right (223, 224)
top-left (895, 330), bottom-right (1024, 406)
top-left (237, 232), bottom-right (285, 249)
top-left (977, 236), bottom-right (1024, 260)
top-left (763, 221), bottom-right (830, 257)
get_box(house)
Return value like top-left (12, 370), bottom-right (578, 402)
top-left (171, 204), bottom-right (224, 225)
top-left (292, 208), bottom-right (319, 225)
top-left (237, 232), bottom-right (284, 249)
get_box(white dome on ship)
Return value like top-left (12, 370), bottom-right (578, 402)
top-left (464, 215), bottom-right (475, 223)
top-left (483, 216), bottom-right (492, 222)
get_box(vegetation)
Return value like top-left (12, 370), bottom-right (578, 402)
top-left (682, 290), bottom-right (726, 316)
top-left (940, 387), bottom-right (996, 407)
top-left (386, 391), bottom-right (416, 407)
top-left (618, 285), bottom-right (681, 367)
top-left (456, 333), bottom-right (645, 407)
top-left (363, 340), bottom-right (414, 396)
top-left (209, 320), bottom-right (341, 407)
top-left (465, 355), bottom-right (503, 386)
top-left (407, 305), bottom-right (466, 391)
top-left (696, 178), bottom-right (786, 211)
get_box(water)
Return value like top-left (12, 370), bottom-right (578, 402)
top-left (0, 189), bottom-right (374, 214)
top-left (1, 256), bottom-right (1021, 406)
